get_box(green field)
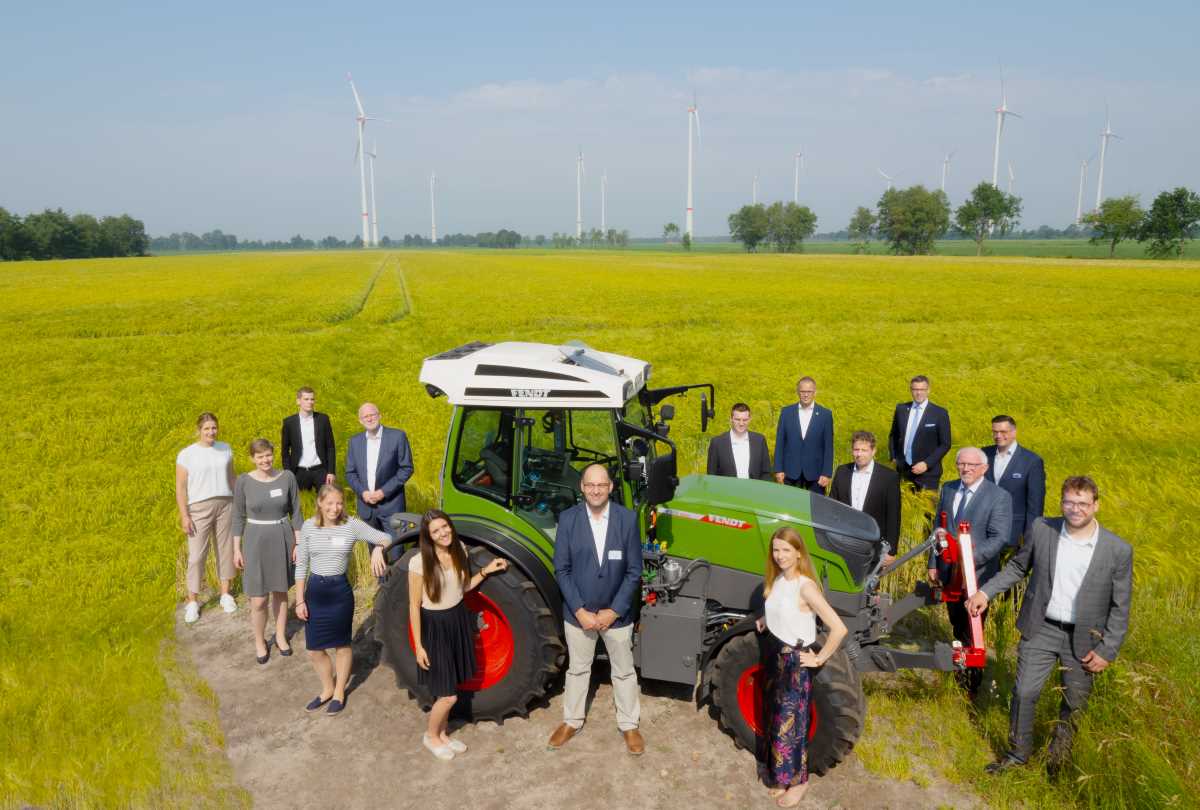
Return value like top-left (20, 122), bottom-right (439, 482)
top-left (3, 250), bottom-right (1197, 807)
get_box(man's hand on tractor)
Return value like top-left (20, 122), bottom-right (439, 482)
top-left (966, 590), bottom-right (989, 616)
top-left (1081, 650), bottom-right (1111, 673)
top-left (774, 472), bottom-right (786, 485)
top-left (817, 475), bottom-right (830, 489)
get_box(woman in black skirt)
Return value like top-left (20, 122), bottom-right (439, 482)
top-left (408, 510), bottom-right (506, 759)
top-left (295, 485), bottom-right (393, 715)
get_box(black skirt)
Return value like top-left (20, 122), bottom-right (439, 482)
top-left (418, 601), bottom-right (477, 698)
top-left (305, 573), bottom-right (354, 650)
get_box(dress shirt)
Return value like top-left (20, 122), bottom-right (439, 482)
top-left (587, 504), bottom-right (610, 565)
top-left (951, 480), bottom-right (981, 523)
top-left (797, 404), bottom-right (815, 439)
top-left (730, 430), bottom-right (751, 479)
top-left (992, 441), bottom-right (1018, 481)
top-left (365, 428), bottom-right (382, 491)
top-left (298, 413), bottom-right (321, 467)
top-left (850, 461), bottom-right (874, 511)
top-left (1044, 521), bottom-right (1100, 624)
top-left (903, 401), bottom-right (924, 464)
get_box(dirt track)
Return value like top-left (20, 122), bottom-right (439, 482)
top-left (180, 598), bottom-right (979, 809)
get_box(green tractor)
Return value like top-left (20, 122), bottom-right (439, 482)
top-left (375, 340), bottom-right (968, 774)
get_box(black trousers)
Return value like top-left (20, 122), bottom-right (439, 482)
top-left (947, 599), bottom-right (988, 695)
top-left (294, 464), bottom-right (329, 491)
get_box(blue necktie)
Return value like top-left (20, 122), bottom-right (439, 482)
top-left (903, 404), bottom-right (922, 465)
top-left (954, 487), bottom-right (972, 525)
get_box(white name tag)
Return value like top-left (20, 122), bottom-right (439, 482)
top-left (1012, 472), bottom-right (1023, 479)
top-left (332, 537), bottom-right (348, 549)
top-left (608, 549), bottom-right (622, 561)
top-left (924, 422), bottom-right (937, 428)
top-left (269, 488), bottom-right (283, 498)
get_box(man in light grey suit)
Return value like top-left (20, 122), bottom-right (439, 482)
top-left (927, 446), bottom-right (1012, 697)
top-left (969, 476), bottom-right (1132, 774)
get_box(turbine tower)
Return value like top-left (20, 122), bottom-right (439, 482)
top-left (367, 141), bottom-right (379, 247)
top-left (878, 168), bottom-right (894, 191)
top-left (686, 98), bottom-right (700, 238)
top-left (575, 150), bottom-right (584, 240)
top-left (430, 171), bottom-right (437, 243)
top-left (1007, 161), bottom-right (1015, 195)
top-left (1075, 156), bottom-right (1092, 225)
top-left (347, 73), bottom-right (383, 248)
top-left (793, 149), bottom-right (804, 203)
top-left (1095, 109), bottom-right (1121, 209)
top-left (941, 151), bottom-right (955, 193)
top-left (752, 171), bottom-right (759, 204)
top-left (991, 72), bottom-right (1021, 188)
top-left (601, 171), bottom-right (608, 233)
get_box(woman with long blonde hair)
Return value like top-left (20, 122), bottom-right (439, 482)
top-left (756, 526), bottom-right (848, 807)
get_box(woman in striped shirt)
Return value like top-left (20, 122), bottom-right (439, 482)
top-left (295, 484), bottom-right (394, 716)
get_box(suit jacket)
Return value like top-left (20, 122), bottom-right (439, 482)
top-left (344, 427), bottom-right (414, 520)
top-left (887, 401), bottom-right (951, 484)
top-left (707, 430), bottom-right (773, 480)
top-left (929, 477), bottom-right (1013, 584)
top-left (982, 517), bottom-right (1132, 662)
top-left (983, 444), bottom-right (1046, 547)
top-left (829, 462), bottom-right (901, 552)
top-left (553, 501), bottom-right (643, 628)
top-left (280, 412), bottom-right (336, 475)
top-left (773, 403), bottom-right (834, 482)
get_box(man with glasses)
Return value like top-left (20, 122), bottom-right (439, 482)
top-left (968, 477), bottom-right (1132, 775)
top-left (927, 446), bottom-right (1012, 698)
top-left (774, 376), bottom-right (834, 494)
top-left (888, 375), bottom-right (952, 491)
top-left (983, 415), bottom-right (1046, 549)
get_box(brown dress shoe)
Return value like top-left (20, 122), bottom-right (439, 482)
top-left (547, 723), bottom-right (578, 750)
top-left (623, 729), bottom-right (645, 756)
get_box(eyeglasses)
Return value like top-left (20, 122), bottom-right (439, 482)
top-left (582, 483), bottom-right (611, 491)
top-left (956, 462), bottom-right (985, 468)
top-left (1061, 499), bottom-right (1095, 511)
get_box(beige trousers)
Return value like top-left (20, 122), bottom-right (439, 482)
top-left (562, 621), bottom-right (641, 732)
top-left (186, 496), bottom-right (234, 594)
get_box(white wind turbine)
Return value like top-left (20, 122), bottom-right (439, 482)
top-left (1007, 161), bottom-right (1015, 195)
top-left (575, 150), bottom-right (584, 240)
top-left (686, 97), bottom-right (701, 239)
top-left (601, 171), bottom-right (608, 233)
top-left (430, 171), bottom-right (437, 243)
top-left (793, 149), bottom-right (804, 203)
top-left (1075, 155), bottom-right (1094, 225)
top-left (1095, 108), bottom-right (1121, 209)
top-left (878, 168), bottom-right (894, 191)
top-left (941, 150), bottom-right (955, 193)
top-left (367, 141), bottom-right (380, 247)
top-left (991, 71), bottom-right (1021, 188)
top-left (348, 73), bottom-right (386, 247)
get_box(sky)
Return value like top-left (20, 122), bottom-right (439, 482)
top-left (2, 0), bottom-right (1198, 240)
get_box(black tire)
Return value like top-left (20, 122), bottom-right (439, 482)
top-left (375, 544), bottom-right (564, 721)
top-left (709, 632), bottom-right (866, 776)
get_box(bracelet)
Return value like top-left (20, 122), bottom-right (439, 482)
top-left (295, 601), bottom-right (306, 606)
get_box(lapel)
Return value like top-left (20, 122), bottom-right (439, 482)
top-left (722, 431), bottom-right (736, 471)
top-left (862, 464), bottom-right (880, 508)
top-left (600, 507), bottom-right (620, 575)
top-left (373, 428), bottom-right (391, 477)
top-left (1045, 517), bottom-right (1062, 586)
top-left (1074, 526), bottom-right (1109, 596)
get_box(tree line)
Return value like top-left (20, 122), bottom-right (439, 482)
top-left (0, 207), bottom-right (148, 261)
top-left (727, 202), bottom-right (819, 252)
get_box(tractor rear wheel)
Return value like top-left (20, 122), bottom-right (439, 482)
top-left (709, 631), bottom-right (865, 775)
top-left (375, 544), bottom-right (563, 721)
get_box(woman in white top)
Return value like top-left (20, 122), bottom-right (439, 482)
top-left (175, 412), bottom-right (236, 624)
top-left (408, 510), bottom-right (506, 760)
top-left (755, 526), bottom-right (848, 808)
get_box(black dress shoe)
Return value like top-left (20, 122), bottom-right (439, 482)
top-left (985, 756), bottom-right (1025, 775)
top-left (256, 649), bottom-right (270, 665)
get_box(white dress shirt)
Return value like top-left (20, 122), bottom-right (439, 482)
top-left (992, 442), bottom-right (1018, 482)
top-left (587, 503), bottom-right (610, 564)
top-left (850, 461), bottom-right (874, 511)
top-left (365, 428), bottom-right (382, 491)
top-left (903, 402), bottom-right (924, 465)
top-left (730, 430), bottom-right (751, 479)
top-left (797, 404), bottom-right (815, 439)
top-left (1045, 521), bottom-right (1100, 624)
top-left (298, 413), bottom-right (322, 468)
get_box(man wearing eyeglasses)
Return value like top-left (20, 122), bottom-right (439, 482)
top-left (926, 446), bottom-right (1012, 698)
top-left (968, 477), bottom-right (1132, 775)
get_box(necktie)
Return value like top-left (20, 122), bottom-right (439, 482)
top-left (903, 404), bottom-right (921, 465)
top-left (954, 487), bottom-right (972, 525)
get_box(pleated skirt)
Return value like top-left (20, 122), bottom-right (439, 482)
top-left (418, 601), bottom-right (477, 698)
top-left (305, 573), bottom-right (354, 650)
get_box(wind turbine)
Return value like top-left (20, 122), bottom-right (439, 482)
top-left (575, 150), bottom-right (584, 240)
top-left (430, 171), bottom-right (437, 243)
top-left (1075, 155), bottom-right (1093, 225)
top-left (878, 168), bottom-right (894, 191)
top-left (1007, 161), bottom-right (1015, 195)
top-left (686, 97), bottom-right (700, 239)
top-left (367, 141), bottom-right (380, 247)
top-left (601, 171), bottom-right (608, 233)
top-left (793, 149), bottom-right (804, 203)
top-left (941, 150), bottom-right (955, 193)
top-left (991, 71), bottom-right (1021, 188)
top-left (348, 73), bottom-right (385, 247)
top-left (1095, 108), bottom-right (1121, 209)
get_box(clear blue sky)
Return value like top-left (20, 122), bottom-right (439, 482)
top-left (2, 0), bottom-right (1196, 239)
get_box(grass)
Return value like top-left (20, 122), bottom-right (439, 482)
top-left (1, 249), bottom-right (1197, 807)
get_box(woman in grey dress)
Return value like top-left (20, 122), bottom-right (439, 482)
top-left (233, 438), bottom-right (303, 664)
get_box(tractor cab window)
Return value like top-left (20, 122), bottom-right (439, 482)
top-left (513, 408), bottom-right (620, 537)
top-left (452, 407), bottom-right (514, 505)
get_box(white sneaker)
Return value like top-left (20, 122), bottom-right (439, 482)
top-left (422, 734), bottom-right (455, 761)
top-left (184, 602), bottom-right (200, 624)
top-left (446, 738), bottom-right (467, 753)
top-left (220, 594), bottom-right (237, 613)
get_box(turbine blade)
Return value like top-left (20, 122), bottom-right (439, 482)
top-left (347, 74), bottom-right (366, 117)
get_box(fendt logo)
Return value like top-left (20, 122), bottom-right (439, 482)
top-left (657, 507), bottom-right (754, 531)
top-left (510, 388), bottom-right (549, 398)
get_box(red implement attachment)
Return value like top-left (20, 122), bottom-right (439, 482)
top-left (936, 512), bottom-right (986, 669)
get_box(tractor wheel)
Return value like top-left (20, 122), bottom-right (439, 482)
top-left (709, 631), bottom-right (866, 775)
top-left (375, 545), bottom-right (564, 721)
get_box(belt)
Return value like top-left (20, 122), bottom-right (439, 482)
top-left (246, 517), bottom-right (290, 525)
top-left (1044, 617), bottom-right (1075, 631)
top-left (298, 464), bottom-right (324, 470)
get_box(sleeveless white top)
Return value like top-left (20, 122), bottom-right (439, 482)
top-left (765, 574), bottom-right (817, 647)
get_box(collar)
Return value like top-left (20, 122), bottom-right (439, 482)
top-left (1060, 520), bottom-right (1100, 547)
top-left (729, 429), bottom-right (749, 443)
top-left (798, 402), bottom-right (815, 412)
top-left (587, 503), bottom-right (611, 522)
top-left (911, 400), bottom-right (926, 410)
top-left (996, 441), bottom-right (1018, 457)
top-left (365, 427), bottom-right (383, 440)
top-left (299, 411), bottom-right (314, 421)
top-left (853, 461), bottom-right (874, 476)
top-left (960, 479), bottom-right (982, 495)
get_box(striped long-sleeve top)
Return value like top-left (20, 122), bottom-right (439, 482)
top-left (296, 517), bottom-right (391, 580)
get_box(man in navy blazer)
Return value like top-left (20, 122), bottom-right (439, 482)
top-left (887, 375), bottom-right (952, 491)
top-left (548, 464), bottom-right (645, 755)
top-left (983, 415), bottom-right (1046, 548)
top-left (344, 402), bottom-right (414, 532)
top-left (773, 376), bottom-right (834, 493)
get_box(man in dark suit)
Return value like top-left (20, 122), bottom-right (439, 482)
top-left (888, 375), bottom-right (952, 491)
top-left (969, 476), bottom-right (1132, 774)
top-left (773, 376), bottom-right (834, 493)
top-left (829, 431), bottom-right (901, 563)
top-left (926, 446), bottom-right (1012, 697)
top-left (344, 402), bottom-right (414, 532)
top-left (548, 464), bottom-right (645, 755)
top-left (707, 402), bottom-right (772, 480)
top-left (983, 415), bottom-right (1046, 549)
top-left (280, 386), bottom-right (336, 491)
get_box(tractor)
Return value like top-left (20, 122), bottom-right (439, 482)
top-left (374, 340), bottom-right (978, 775)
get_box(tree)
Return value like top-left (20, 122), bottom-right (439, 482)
top-left (1138, 187), bottom-right (1200, 259)
top-left (876, 186), bottom-right (950, 255)
top-left (1083, 195), bottom-right (1144, 258)
top-left (0, 207), bottom-right (31, 261)
top-left (763, 202), bottom-right (817, 252)
top-left (954, 182), bottom-right (1023, 255)
top-left (681, 232), bottom-right (692, 251)
top-left (728, 204), bottom-right (769, 252)
top-left (663, 222), bottom-right (680, 242)
top-left (847, 207), bottom-right (877, 254)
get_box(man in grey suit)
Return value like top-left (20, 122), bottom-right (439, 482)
top-left (969, 476), bottom-right (1132, 774)
top-left (344, 402), bottom-right (414, 532)
top-left (706, 403), bottom-right (772, 480)
top-left (927, 446), bottom-right (1012, 697)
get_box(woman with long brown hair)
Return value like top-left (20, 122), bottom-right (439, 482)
top-left (756, 526), bottom-right (848, 807)
top-left (408, 510), bottom-right (507, 759)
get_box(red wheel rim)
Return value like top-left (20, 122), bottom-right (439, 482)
top-left (406, 590), bottom-right (515, 691)
top-left (736, 663), bottom-right (819, 741)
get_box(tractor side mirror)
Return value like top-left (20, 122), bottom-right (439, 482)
top-left (646, 452), bottom-right (678, 505)
top-left (700, 393), bottom-right (715, 432)
top-left (655, 404), bottom-right (675, 437)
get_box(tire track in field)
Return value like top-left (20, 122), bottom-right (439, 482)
top-left (323, 255), bottom-right (392, 325)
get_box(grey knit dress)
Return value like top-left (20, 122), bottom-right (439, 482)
top-left (233, 471), bottom-right (303, 596)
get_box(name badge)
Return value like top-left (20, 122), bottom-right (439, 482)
top-left (608, 549), bottom-right (623, 561)
top-left (269, 488), bottom-right (283, 498)
top-left (1012, 472), bottom-right (1023, 479)
top-left (924, 422), bottom-right (937, 428)
top-left (332, 537), bottom-right (347, 549)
